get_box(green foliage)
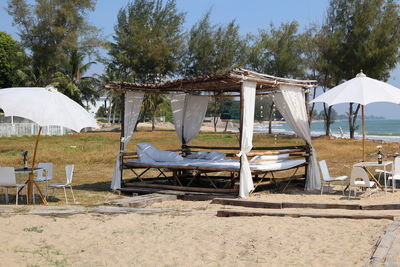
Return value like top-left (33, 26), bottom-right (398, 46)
top-left (50, 72), bottom-right (80, 102)
top-left (322, 0), bottom-right (400, 82)
top-left (320, 0), bottom-right (400, 138)
top-left (7, 0), bottom-right (102, 86)
top-left (183, 11), bottom-right (248, 77)
top-left (248, 21), bottom-right (305, 78)
top-left (109, 0), bottom-right (185, 83)
top-left (0, 31), bottom-right (28, 88)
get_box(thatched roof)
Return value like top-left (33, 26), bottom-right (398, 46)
top-left (105, 68), bottom-right (317, 94)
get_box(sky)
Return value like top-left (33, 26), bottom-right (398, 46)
top-left (1, 0), bottom-right (400, 119)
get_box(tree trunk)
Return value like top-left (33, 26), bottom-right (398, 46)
top-left (151, 112), bottom-right (156, 131)
top-left (268, 102), bottom-right (275, 134)
top-left (213, 117), bottom-right (218, 132)
top-left (224, 119), bottom-right (229, 132)
top-left (349, 103), bottom-right (361, 139)
top-left (107, 100), bottom-right (113, 123)
top-left (323, 104), bottom-right (332, 136)
top-left (213, 97), bottom-right (218, 132)
top-left (112, 104), bottom-right (117, 123)
top-left (309, 87), bottom-right (317, 124)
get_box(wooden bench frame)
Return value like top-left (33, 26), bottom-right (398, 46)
top-left (120, 144), bottom-right (310, 193)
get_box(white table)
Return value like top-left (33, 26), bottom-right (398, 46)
top-left (353, 161), bottom-right (393, 192)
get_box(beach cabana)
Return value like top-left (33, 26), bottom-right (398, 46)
top-left (106, 68), bottom-right (320, 198)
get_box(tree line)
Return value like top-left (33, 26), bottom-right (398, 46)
top-left (2, 0), bottom-right (400, 137)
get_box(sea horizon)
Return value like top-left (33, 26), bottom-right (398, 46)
top-left (255, 118), bottom-right (400, 142)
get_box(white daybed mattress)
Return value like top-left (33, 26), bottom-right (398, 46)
top-left (126, 158), bottom-right (306, 172)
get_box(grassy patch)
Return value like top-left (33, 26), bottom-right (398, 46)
top-left (24, 226), bottom-right (44, 233)
top-left (196, 134), bottom-right (235, 141)
top-left (0, 129), bottom-right (396, 205)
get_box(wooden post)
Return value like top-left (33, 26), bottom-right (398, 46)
top-left (304, 88), bottom-right (311, 183)
top-left (239, 84), bottom-right (244, 183)
top-left (181, 94), bottom-right (188, 156)
top-left (362, 105), bottom-right (365, 162)
top-left (28, 127), bottom-right (47, 204)
top-left (304, 88), bottom-right (311, 126)
top-left (119, 93), bottom-right (126, 187)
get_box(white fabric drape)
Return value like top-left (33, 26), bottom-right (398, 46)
top-left (238, 81), bottom-right (257, 198)
top-left (170, 94), bottom-right (210, 144)
top-left (111, 91), bottom-right (144, 190)
top-left (273, 85), bottom-right (321, 190)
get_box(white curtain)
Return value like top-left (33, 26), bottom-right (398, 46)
top-left (111, 91), bottom-right (145, 190)
top-left (238, 81), bottom-right (257, 198)
top-left (273, 85), bottom-right (321, 190)
top-left (170, 94), bottom-right (210, 144)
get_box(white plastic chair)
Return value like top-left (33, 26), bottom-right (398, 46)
top-left (319, 160), bottom-right (348, 195)
top-left (376, 157), bottom-right (400, 189)
top-left (49, 165), bottom-right (76, 204)
top-left (34, 162), bottom-right (53, 198)
top-left (0, 167), bottom-right (28, 205)
top-left (348, 167), bottom-right (377, 199)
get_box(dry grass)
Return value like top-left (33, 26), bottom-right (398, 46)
top-left (0, 127), bottom-right (397, 205)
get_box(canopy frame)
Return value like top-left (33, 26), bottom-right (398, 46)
top-left (106, 68), bottom-right (318, 196)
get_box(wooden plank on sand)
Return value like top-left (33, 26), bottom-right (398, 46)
top-left (368, 218), bottom-right (400, 266)
top-left (216, 210), bottom-right (394, 220)
top-left (362, 204), bottom-right (400, 210)
top-left (124, 182), bottom-right (238, 193)
top-left (211, 198), bottom-right (362, 210)
top-left (211, 198), bottom-right (282, 209)
top-left (282, 202), bottom-right (361, 210)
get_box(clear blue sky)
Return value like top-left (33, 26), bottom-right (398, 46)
top-left (1, 0), bottom-right (400, 119)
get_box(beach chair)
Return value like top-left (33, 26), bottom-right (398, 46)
top-left (34, 162), bottom-right (53, 198)
top-left (319, 160), bottom-right (347, 195)
top-left (348, 167), bottom-right (377, 199)
top-left (376, 157), bottom-right (400, 189)
top-left (49, 165), bottom-right (76, 204)
top-left (0, 167), bottom-right (28, 205)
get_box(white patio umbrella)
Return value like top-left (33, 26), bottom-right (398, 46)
top-left (310, 71), bottom-right (400, 161)
top-left (0, 86), bottom-right (98, 203)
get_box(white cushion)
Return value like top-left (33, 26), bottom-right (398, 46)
top-left (186, 152), bottom-right (209, 159)
top-left (354, 180), bottom-right (375, 187)
top-left (204, 151), bottom-right (226, 161)
top-left (250, 153), bottom-right (290, 162)
top-left (137, 143), bottom-right (183, 162)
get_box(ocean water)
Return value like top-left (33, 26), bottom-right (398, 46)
top-left (254, 119), bottom-right (400, 142)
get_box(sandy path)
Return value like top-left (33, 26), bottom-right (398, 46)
top-left (0, 201), bottom-right (390, 267)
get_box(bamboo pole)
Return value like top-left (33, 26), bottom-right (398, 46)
top-left (362, 105), bottom-right (365, 162)
top-left (28, 127), bottom-right (47, 204)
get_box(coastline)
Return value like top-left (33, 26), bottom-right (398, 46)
top-left (130, 119), bottom-right (400, 142)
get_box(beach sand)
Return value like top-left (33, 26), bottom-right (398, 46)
top-left (0, 196), bottom-right (392, 266)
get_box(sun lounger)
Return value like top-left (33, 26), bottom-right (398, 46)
top-left (120, 143), bottom-right (308, 193)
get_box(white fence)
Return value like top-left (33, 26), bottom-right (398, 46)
top-left (0, 123), bottom-right (66, 136)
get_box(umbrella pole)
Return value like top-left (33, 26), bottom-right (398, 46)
top-left (362, 105), bottom-right (365, 162)
top-left (28, 127), bottom-right (48, 205)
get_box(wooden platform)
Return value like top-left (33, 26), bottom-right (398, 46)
top-left (119, 186), bottom-right (236, 201)
top-left (211, 198), bottom-right (400, 211)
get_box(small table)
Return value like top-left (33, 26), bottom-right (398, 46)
top-left (352, 161), bottom-right (393, 192)
top-left (14, 167), bottom-right (43, 204)
top-left (15, 168), bottom-right (42, 174)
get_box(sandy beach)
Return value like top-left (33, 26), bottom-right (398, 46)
top-left (0, 193), bottom-right (396, 267)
